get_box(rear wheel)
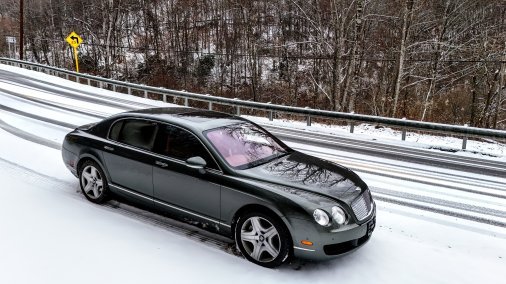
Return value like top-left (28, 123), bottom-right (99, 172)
top-left (235, 211), bottom-right (292, 268)
top-left (79, 160), bottom-right (109, 204)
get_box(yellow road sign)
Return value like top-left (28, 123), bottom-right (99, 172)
top-left (65, 31), bottom-right (82, 48)
top-left (65, 31), bottom-right (82, 72)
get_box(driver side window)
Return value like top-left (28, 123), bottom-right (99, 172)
top-left (154, 124), bottom-right (219, 170)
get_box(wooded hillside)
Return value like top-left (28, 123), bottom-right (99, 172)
top-left (1, 0), bottom-right (505, 128)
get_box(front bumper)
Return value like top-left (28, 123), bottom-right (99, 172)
top-left (286, 204), bottom-right (376, 261)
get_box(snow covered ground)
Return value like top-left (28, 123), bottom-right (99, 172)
top-left (1, 128), bottom-right (505, 284)
top-left (1, 63), bottom-right (505, 160)
top-left (243, 116), bottom-right (506, 160)
top-left (0, 64), bottom-right (505, 283)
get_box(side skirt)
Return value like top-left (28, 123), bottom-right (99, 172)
top-left (108, 183), bottom-right (231, 233)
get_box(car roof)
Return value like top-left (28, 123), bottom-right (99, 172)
top-left (114, 107), bottom-right (247, 132)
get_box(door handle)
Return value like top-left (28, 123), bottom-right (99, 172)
top-left (104, 146), bottom-right (114, 151)
top-left (155, 161), bottom-right (168, 168)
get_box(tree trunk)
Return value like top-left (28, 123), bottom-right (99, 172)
top-left (493, 46), bottom-right (506, 128)
top-left (470, 75), bottom-right (477, 126)
top-left (392, 0), bottom-right (414, 117)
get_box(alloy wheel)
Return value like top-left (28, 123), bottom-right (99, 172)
top-left (81, 165), bottom-right (104, 199)
top-left (240, 216), bottom-right (281, 262)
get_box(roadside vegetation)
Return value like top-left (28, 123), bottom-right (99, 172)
top-left (0, 0), bottom-right (505, 129)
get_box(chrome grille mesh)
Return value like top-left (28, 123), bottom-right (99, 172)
top-left (351, 190), bottom-right (372, 221)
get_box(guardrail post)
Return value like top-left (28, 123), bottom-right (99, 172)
top-left (128, 87), bottom-right (132, 96)
top-left (231, 98), bottom-right (240, 116)
top-left (87, 78), bottom-right (90, 85)
top-left (401, 117), bottom-right (407, 141)
top-left (184, 97), bottom-right (189, 106)
top-left (76, 75), bottom-right (80, 83)
top-left (462, 124), bottom-right (468, 150)
top-left (267, 102), bottom-right (274, 121)
top-left (208, 101), bottom-right (213, 110)
top-left (65, 73), bottom-right (69, 80)
top-left (163, 94), bottom-right (167, 103)
top-left (305, 107), bottom-right (312, 126)
top-left (144, 90), bottom-right (148, 98)
top-left (349, 112), bottom-right (355, 133)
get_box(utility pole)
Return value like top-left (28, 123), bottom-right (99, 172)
top-left (19, 0), bottom-right (24, 60)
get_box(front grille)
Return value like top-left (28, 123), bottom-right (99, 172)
top-left (351, 190), bottom-right (373, 221)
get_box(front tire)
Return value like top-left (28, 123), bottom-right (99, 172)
top-left (79, 160), bottom-right (110, 204)
top-left (235, 211), bottom-right (292, 268)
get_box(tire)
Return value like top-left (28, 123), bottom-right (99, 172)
top-left (234, 211), bottom-right (292, 268)
top-left (79, 160), bottom-right (110, 204)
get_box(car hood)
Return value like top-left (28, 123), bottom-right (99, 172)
top-left (236, 151), bottom-right (366, 204)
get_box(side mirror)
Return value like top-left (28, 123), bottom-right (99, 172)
top-left (186, 156), bottom-right (207, 174)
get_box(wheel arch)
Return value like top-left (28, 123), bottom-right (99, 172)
top-left (231, 203), bottom-right (295, 266)
top-left (231, 204), bottom-right (293, 244)
top-left (77, 152), bottom-right (108, 179)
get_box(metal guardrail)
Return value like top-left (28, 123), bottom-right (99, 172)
top-left (1, 57), bottom-right (506, 149)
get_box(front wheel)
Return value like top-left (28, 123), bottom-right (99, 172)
top-left (79, 160), bottom-right (110, 204)
top-left (235, 212), bottom-right (292, 268)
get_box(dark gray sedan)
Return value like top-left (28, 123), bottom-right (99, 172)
top-left (62, 107), bottom-right (376, 268)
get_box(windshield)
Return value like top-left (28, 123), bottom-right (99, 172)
top-left (205, 123), bottom-right (290, 169)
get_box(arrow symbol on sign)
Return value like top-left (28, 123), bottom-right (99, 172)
top-left (70, 36), bottom-right (79, 43)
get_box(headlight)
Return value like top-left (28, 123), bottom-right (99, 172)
top-left (331, 206), bottom-right (347, 225)
top-left (313, 209), bottom-right (330, 226)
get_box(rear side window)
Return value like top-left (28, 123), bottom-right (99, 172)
top-left (109, 120), bottom-right (124, 141)
top-left (114, 120), bottom-right (158, 151)
top-left (154, 124), bottom-right (219, 170)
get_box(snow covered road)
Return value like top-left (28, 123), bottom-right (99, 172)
top-left (0, 64), bottom-right (505, 283)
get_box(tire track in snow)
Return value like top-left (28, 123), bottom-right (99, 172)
top-left (0, 117), bottom-right (62, 150)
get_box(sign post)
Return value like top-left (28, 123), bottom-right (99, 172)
top-left (65, 31), bottom-right (83, 72)
top-left (6, 36), bottom-right (16, 58)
